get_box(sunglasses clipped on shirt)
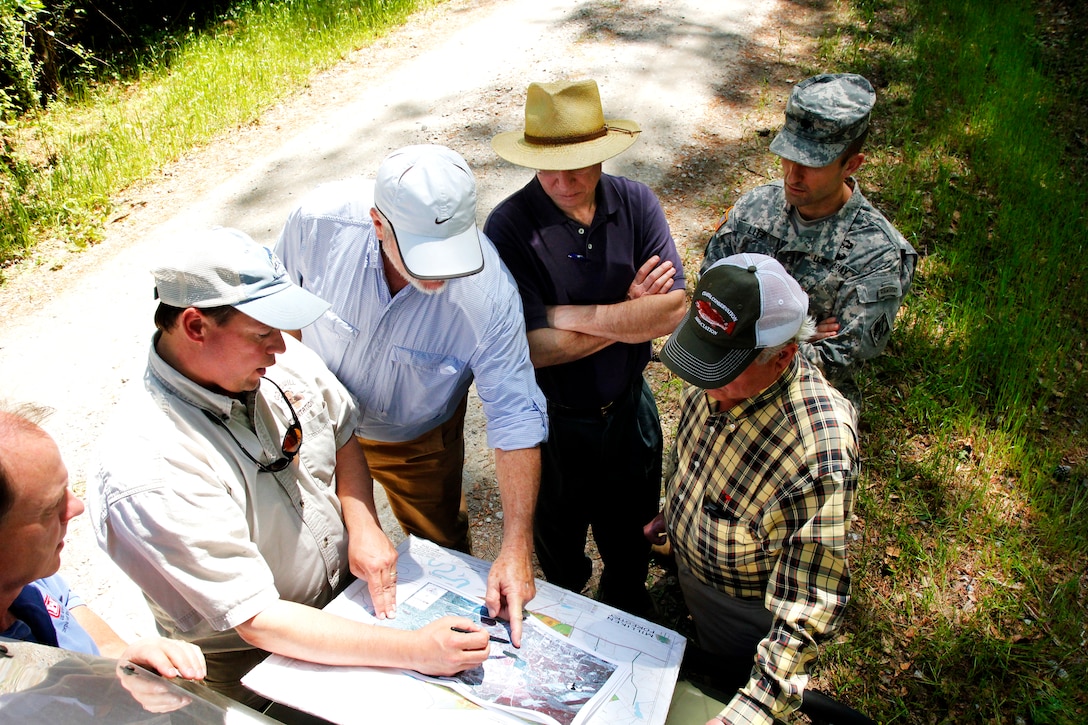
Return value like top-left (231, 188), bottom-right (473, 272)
top-left (204, 377), bottom-right (303, 473)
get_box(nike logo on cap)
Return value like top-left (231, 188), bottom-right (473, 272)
top-left (435, 216), bottom-right (453, 224)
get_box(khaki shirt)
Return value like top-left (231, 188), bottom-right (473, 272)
top-left (91, 335), bottom-right (358, 655)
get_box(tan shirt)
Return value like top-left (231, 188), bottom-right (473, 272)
top-left (91, 335), bottom-right (358, 654)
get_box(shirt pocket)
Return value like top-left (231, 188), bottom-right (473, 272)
top-left (376, 347), bottom-right (467, 424)
top-left (305, 310), bottom-right (359, 374)
top-left (297, 398), bottom-right (337, 489)
top-left (700, 491), bottom-right (766, 574)
top-left (855, 273), bottom-right (902, 347)
top-left (732, 218), bottom-right (779, 255)
top-left (281, 386), bottom-right (336, 489)
top-left (855, 273), bottom-right (902, 304)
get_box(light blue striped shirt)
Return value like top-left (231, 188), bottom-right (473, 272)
top-left (275, 178), bottom-right (548, 449)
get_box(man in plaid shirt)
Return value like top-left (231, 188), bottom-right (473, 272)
top-left (650, 253), bottom-right (859, 724)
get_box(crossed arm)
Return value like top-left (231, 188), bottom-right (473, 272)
top-left (528, 256), bottom-right (687, 368)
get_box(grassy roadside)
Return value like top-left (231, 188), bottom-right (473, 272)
top-left (641, 0), bottom-right (1086, 722)
top-left (809, 0), bottom-right (1088, 721)
top-left (0, 0), bottom-right (431, 271)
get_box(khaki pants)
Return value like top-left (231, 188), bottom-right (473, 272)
top-left (358, 395), bottom-right (471, 553)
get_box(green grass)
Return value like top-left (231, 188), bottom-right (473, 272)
top-left (812, 0), bottom-right (1088, 720)
top-left (0, 0), bottom-right (429, 266)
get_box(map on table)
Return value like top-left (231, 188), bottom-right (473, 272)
top-left (375, 581), bottom-right (621, 725)
top-left (243, 536), bottom-right (686, 725)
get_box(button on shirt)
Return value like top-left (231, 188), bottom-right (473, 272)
top-left (275, 178), bottom-right (547, 448)
top-left (485, 173), bottom-right (685, 408)
top-left (664, 356), bottom-right (859, 724)
top-left (91, 335), bottom-right (357, 655)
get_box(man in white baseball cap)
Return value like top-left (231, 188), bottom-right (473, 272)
top-left (92, 228), bottom-right (494, 708)
top-left (649, 253), bottom-right (861, 723)
top-left (275, 145), bottom-right (547, 648)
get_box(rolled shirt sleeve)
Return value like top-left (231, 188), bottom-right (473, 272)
top-left (91, 336), bottom-right (356, 653)
top-left (726, 469), bottom-right (855, 724)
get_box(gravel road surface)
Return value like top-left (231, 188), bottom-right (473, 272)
top-left (0, 0), bottom-right (781, 640)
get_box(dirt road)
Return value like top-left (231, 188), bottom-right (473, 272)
top-left (0, 0), bottom-right (795, 639)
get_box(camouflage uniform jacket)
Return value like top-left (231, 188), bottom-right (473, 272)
top-left (702, 179), bottom-right (917, 386)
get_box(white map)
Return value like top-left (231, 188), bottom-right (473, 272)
top-left (372, 582), bottom-right (622, 725)
top-left (243, 537), bottom-right (686, 725)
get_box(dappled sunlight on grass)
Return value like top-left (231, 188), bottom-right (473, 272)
top-left (816, 1), bottom-right (1088, 716)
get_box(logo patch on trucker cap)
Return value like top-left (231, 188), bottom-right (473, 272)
top-left (695, 298), bottom-right (736, 336)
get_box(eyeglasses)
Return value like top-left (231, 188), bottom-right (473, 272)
top-left (204, 377), bottom-right (303, 473)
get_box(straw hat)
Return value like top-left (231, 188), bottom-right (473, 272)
top-left (491, 80), bottom-right (641, 171)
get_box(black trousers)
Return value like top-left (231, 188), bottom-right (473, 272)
top-left (535, 377), bottom-right (662, 611)
top-left (678, 562), bottom-right (875, 725)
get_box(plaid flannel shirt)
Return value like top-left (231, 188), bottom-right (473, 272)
top-left (664, 355), bottom-right (859, 724)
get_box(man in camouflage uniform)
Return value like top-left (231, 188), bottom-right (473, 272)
top-left (702, 73), bottom-right (917, 406)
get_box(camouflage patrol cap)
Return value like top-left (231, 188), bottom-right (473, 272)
top-left (769, 73), bottom-right (875, 167)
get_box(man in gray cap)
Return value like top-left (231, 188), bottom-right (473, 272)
top-left (647, 253), bottom-right (859, 724)
top-left (92, 229), bottom-right (494, 707)
top-left (703, 73), bottom-right (917, 406)
top-left (275, 144), bottom-right (547, 647)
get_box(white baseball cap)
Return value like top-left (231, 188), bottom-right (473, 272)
top-left (153, 227), bottom-right (330, 329)
top-left (374, 144), bottom-right (484, 280)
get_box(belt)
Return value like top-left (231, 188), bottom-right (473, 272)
top-left (548, 397), bottom-right (621, 418)
top-left (547, 379), bottom-right (641, 419)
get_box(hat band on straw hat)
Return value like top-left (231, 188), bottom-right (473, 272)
top-left (524, 127), bottom-right (608, 145)
top-left (491, 80), bottom-right (641, 170)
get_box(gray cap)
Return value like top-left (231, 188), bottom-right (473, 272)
top-left (153, 227), bottom-right (330, 330)
top-left (769, 73), bottom-right (875, 167)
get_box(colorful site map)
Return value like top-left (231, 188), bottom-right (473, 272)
top-left (243, 537), bottom-right (686, 725)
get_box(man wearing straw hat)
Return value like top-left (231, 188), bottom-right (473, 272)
top-left (485, 80), bottom-right (686, 614)
top-left (650, 253), bottom-right (859, 724)
top-left (703, 73), bottom-right (916, 408)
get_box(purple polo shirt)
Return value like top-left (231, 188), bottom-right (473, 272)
top-left (485, 174), bottom-right (684, 407)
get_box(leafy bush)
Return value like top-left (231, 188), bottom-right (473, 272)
top-left (0, 0), bottom-right (41, 117)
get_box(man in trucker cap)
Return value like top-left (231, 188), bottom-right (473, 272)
top-left (648, 253), bottom-right (860, 724)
